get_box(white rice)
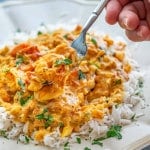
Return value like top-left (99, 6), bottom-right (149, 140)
top-left (0, 107), bottom-right (13, 131)
top-left (0, 24), bottom-right (145, 149)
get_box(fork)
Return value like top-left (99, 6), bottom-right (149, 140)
top-left (71, 0), bottom-right (109, 56)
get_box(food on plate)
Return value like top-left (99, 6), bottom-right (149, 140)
top-left (0, 25), bottom-right (144, 149)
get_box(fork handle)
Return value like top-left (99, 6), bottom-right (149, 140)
top-left (82, 0), bottom-right (109, 33)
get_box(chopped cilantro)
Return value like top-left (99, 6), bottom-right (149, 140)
top-left (20, 95), bottom-right (33, 106)
top-left (92, 125), bottom-right (122, 147)
top-left (64, 148), bottom-right (70, 150)
top-left (131, 114), bottom-right (136, 121)
top-left (115, 104), bottom-right (119, 109)
top-left (84, 147), bottom-right (91, 150)
top-left (76, 137), bottom-right (81, 144)
top-left (44, 115), bottom-right (54, 128)
top-left (138, 79), bottom-right (143, 88)
top-left (107, 125), bottom-right (122, 139)
top-left (135, 79), bottom-right (144, 95)
top-left (36, 108), bottom-right (48, 120)
top-left (93, 63), bottom-right (99, 69)
top-left (43, 108), bottom-right (48, 113)
top-left (0, 130), bottom-right (8, 139)
top-left (92, 139), bottom-right (103, 146)
top-left (24, 135), bottom-right (30, 144)
top-left (36, 108), bottom-right (53, 128)
top-left (36, 112), bottom-right (45, 120)
top-left (64, 142), bottom-right (69, 147)
top-left (63, 34), bottom-right (68, 39)
top-left (55, 58), bottom-right (72, 66)
top-left (64, 142), bottom-right (70, 150)
top-left (37, 31), bottom-right (42, 35)
top-left (18, 79), bottom-right (25, 91)
top-left (135, 91), bottom-right (140, 96)
top-left (78, 70), bottom-right (86, 80)
top-left (91, 38), bottom-right (97, 46)
top-left (59, 122), bottom-right (64, 127)
top-left (16, 55), bottom-right (24, 67)
top-left (115, 79), bottom-right (122, 85)
top-left (64, 147), bottom-right (70, 150)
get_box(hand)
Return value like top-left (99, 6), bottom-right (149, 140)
top-left (105, 0), bottom-right (150, 41)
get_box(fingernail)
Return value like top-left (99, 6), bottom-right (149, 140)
top-left (123, 18), bottom-right (129, 28)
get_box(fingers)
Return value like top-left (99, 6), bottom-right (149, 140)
top-left (105, 0), bottom-right (122, 24)
top-left (125, 21), bottom-right (150, 41)
top-left (105, 0), bottom-right (131, 24)
top-left (120, 1), bottom-right (150, 41)
top-left (118, 5), bottom-right (139, 30)
top-left (118, 1), bottom-right (146, 31)
top-left (105, 0), bottom-right (150, 41)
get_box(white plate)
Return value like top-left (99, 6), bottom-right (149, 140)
top-left (0, 0), bottom-right (149, 150)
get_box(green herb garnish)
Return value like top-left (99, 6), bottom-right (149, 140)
top-left (115, 79), bottom-right (122, 85)
top-left (115, 104), bottom-right (119, 109)
top-left (44, 115), bottom-right (54, 128)
top-left (64, 142), bottom-right (70, 150)
top-left (92, 125), bottom-right (122, 147)
top-left (91, 38), bottom-right (97, 46)
top-left (78, 70), bottom-right (86, 80)
top-left (76, 137), bottom-right (81, 144)
top-left (0, 130), bottom-right (8, 139)
top-left (55, 58), bottom-right (72, 66)
top-left (64, 147), bottom-right (70, 150)
top-left (92, 137), bottom-right (105, 146)
top-left (18, 79), bottom-right (25, 91)
top-left (107, 125), bottom-right (122, 139)
top-left (20, 95), bottom-right (33, 106)
top-left (37, 31), bottom-right (42, 35)
top-left (84, 147), bottom-right (91, 150)
top-left (36, 108), bottom-right (48, 119)
top-left (59, 122), bottom-right (64, 127)
top-left (64, 148), bottom-right (70, 150)
top-left (36, 108), bottom-right (53, 128)
top-left (135, 91), bottom-right (140, 96)
top-left (24, 135), bottom-right (30, 144)
top-left (64, 142), bottom-right (69, 147)
top-left (63, 34), bottom-right (68, 39)
top-left (16, 55), bottom-right (24, 67)
top-left (131, 114), bottom-right (136, 121)
top-left (92, 139), bottom-right (103, 146)
top-left (138, 79), bottom-right (143, 88)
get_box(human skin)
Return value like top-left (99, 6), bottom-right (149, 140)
top-left (105, 0), bottom-right (150, 41)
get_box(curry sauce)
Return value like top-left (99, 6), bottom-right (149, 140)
top-left (0, 26), bottom-right (131, 141)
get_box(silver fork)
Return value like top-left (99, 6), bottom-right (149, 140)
top-left (71, 0), bottom-right (109, 56)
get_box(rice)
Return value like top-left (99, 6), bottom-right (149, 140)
top-left (0, 24), bottom-right (144, 149)
top-left (0, 107), bottom-right (13, 131)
